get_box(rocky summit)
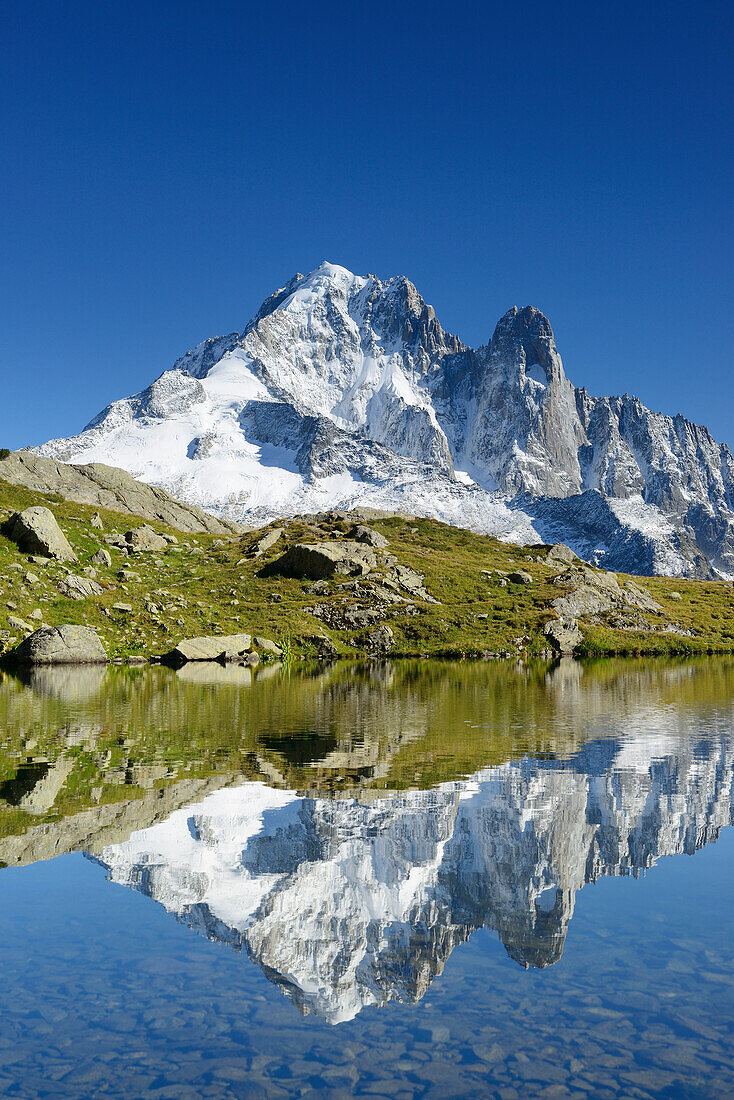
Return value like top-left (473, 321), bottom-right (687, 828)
top-left (34, 262), bottom-right (734, 579)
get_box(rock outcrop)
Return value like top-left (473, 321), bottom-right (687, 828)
top-left (57, 574), bottom-right (104, 600)
top-left (124, 525), bottom-right (169, 553)
top-left (247, 528), bottom-right (283, 557)
top-left (0, 450), bottom-right (238, 534)
top-left (544, 618), bottom-right (583, 655)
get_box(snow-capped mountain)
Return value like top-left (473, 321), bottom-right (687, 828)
top-left (96, 730), bottom-right (734, 1023)
top-left (36, 262), bottom-right (734, 577)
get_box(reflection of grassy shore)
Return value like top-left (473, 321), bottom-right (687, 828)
top-left (1, 477), bottom-right (733, 662)
top-left (1, 657), bottom-right (733, 856)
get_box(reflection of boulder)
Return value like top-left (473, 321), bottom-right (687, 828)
top-left (175, 663), bottom-right (253, 686)
top-left (21, 664), bottom-right (108, 703)
top-left (96, 730), bottom-right (734, 1023)
top-left (545, 656), bottom-right (584, 693)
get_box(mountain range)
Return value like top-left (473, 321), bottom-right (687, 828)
top-left (35, 262), bottom-right (734, 578)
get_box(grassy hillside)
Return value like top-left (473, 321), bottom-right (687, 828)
top-left (0, 476), bottom-right (732, 661)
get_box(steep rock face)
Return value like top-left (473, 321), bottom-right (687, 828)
top-left (35, 262), bottom-right (734, 577)
top-left (96, 731), bottom-right (734, 1023)
top-left (467, 307), bottom-right (588, 496)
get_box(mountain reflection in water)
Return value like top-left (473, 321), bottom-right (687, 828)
top-left (1, 657), bottom-right (733, 1027)
top-left (93, 731), bottom-right (734, 1023)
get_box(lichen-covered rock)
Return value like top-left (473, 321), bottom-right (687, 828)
top-left (547, 543), bottom-right (579, 566)
top-left (5, 506), bottom-right (77, 561)
top-left (104, 532), bottom-right (128, 548)
top-left (552, 584), bottom-right (613, 619)
top-left (92, 547), bottom-right (112, 567)
top-left (392, 564), bottom-right (436, 602)
top-left (8, 615), bottom-right (33, 634)
top-left (301, 633), bottom-right (338, 658)
top-left (8, 625), bottom-right (107, 665)
top-left (362, 624), bottom-right (394, 654)
top-left (253, 635), bottom-right (283, 655)
top-left (552, 565), bottom-right (662, 621)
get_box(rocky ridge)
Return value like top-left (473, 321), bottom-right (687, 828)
top-left (0, 450), bottom-right (238, 535)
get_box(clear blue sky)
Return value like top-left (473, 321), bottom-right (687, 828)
top-left (1, 0), bottom-right (732, 449)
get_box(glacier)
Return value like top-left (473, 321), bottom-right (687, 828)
top-left (35, 261), bottom-right (734, 578)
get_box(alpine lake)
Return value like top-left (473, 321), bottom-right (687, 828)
top-left (1, 656), bottom-right (733, 1099)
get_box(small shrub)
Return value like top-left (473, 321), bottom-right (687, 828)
top-left (0, 449), bottom-right (10, 460)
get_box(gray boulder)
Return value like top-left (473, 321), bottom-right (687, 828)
top-left (5, 506), bottom-right (77, 562)
top-left (552, 584), bottom-right (612, 619)
top-left (164, 633), bottom-right (252, 667)
top-left (362, 623), bottom-right (394, 654)
top-left (57, 574), bottom-right (104, 600)
top-left (247, 528), bottom-right (284, 557)
top-left (7, 625), bottom-right (108, 665)
top-left (8, 615), bottom-right (33, 634)
top-left (508, 570), bottom-right (533, 585)
top-left (92, 547), bottom-right (112, 567)
top-left (253, 635), bottom-right (283, 655)
top-left (392, 564), bottom-right (437, 602)
top-left (544, 618), bottom-right (583, 655)
top-left (125, 525), bottom-right (169, 553)
top-left (104, 532), bottom-right (128, 548)
top-left (350, 524), bottom-right (389, 549)
top-left (302, 633), bottom-right (338, 658)
top-left (269, 541), bottom-right (377, 579)
top-left (547, 543), bottom-right (579, 567)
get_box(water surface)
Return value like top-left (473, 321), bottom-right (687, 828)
top-left (1, 658), bottom-right (733, 1097)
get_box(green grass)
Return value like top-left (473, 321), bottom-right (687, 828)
top-left (0, 475), bottom-right (733, 661)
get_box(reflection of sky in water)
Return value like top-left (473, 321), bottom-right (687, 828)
top-left (0, 660), bottom-right (733, 1096)
top-left (2, 828), bottom-right (734, 1098)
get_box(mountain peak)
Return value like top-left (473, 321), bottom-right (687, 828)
top-left (489, 305), bottom-right (560, 381)
top-left (33, 265), bottom-right (734, 579)
top-left (492, 305), bottom-right (555, 346)
top-left (311, 260), bottom-right (355, 280)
